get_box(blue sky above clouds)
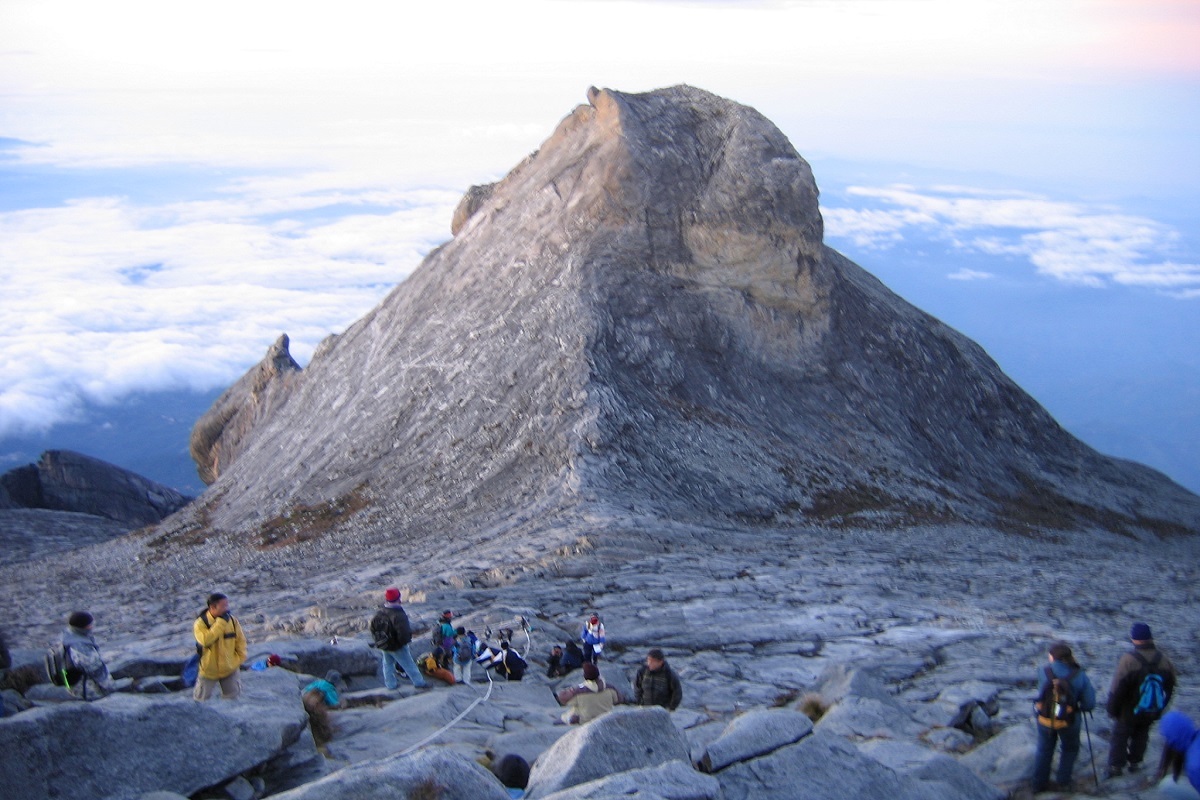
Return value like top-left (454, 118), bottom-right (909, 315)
top-left (1, 0), bottom-right (1198, 493)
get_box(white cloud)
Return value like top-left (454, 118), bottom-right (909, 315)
top-left (823, 185), bottom-right (1200, 293)
top-left (947, 269), bottom-right (993, 281)
top-left (0, 179), bottom-right (459, 436)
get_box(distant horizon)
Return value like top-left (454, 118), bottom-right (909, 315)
top-left (2, 1), bottom-right (1197, 496)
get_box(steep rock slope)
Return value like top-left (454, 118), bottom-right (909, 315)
top-left (175, 85), bottom-right (1199, 556)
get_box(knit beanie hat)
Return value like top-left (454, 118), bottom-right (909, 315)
top-left (384, 587), bottom-right (401, 603)
top-left (582, 662), bottom-right (600, 681)
top-left (68, 611), bottom-right (93, 629)
top-left (1130, 622), bottom-right (1152, 641)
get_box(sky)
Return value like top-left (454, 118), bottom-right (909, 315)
top-left (1, 0), bottom-right (1198, 493)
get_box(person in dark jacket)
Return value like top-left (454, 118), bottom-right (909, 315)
top-left (1105, 622), bottom-right (1177, 778)
top-left (369, 587), bottom-right (427, 689)
top-left (634, 648), bottom-right (682, 711)
top-left (547, 641), bottom-right (585, 678)
top-left (497, 640), bottom-right (527, 681)
top-left (1158, 711), bottom-right (1200, 794)
top-left (1031, 641), bottom-right (1097, 793)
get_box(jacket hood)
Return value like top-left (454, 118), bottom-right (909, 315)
top-left (1160, 711), bottom-right (1197, 750)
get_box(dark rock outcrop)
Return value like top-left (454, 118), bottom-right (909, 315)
top-left (0, 450), bottom-right (190, 528)
top-left (177, 85), bottom-right (1199, 559)
top-left (189, 333), bottom-right (301, 484)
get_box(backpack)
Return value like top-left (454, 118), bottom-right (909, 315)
top-left (370, 612), bottom-right (401, 651)
top-left (45, 643), bottom-right (83, 688)
top-left (1130, 651), bottom-right (1169, 719)
top-left (1035, 665), bottom-right (1079, 729)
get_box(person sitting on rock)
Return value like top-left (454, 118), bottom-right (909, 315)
top-left (547, 641), bottom-right (584, 678)
top-left (302, 670), bottom-right (346, 708)
top-left (61, 611), bottom-right (116, 699)
top-left (580, 614), bottom-right (606, 664)
top-left (496, 640), bottom-right (527, 681)
top-left (634, 648), bottom-right (682, 711)
top-left (557, 662), bottom-right (620, 724)
top-left (419, 649), bottom-right (456, 685)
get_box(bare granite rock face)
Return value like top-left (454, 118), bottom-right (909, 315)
top-left (0, 450), bottom-right (190, 529)
top-left (189, 333), bottom-right (301, 484)
top-left (175, 84), bottom-right (1197, 564)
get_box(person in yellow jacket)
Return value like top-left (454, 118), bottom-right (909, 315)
top-left (193, 592), bottom-right (247, 700)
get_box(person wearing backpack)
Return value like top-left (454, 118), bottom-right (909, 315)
top-left (368, 587), bottom-right (427, 690)
top-left (1031, 640), bottom-right (1097, 793)
top-left (193, 593), bottom-right (247, 700)
top-left (1158, 711), bottom-right (1200, 794)
top-left (59, 611), bottom-right (116, 699)
top-left (1105, 622), bottom-right (1177, 779)
top-left (452, 627), bottom-right (476, 686)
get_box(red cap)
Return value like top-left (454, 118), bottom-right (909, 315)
top-left (385, 587), bottom-right (401, 602)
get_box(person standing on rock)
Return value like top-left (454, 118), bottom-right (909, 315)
top-left (1105, 622), bottom-right (1177, 779)
top-left (634, 648), bottom-right (682, 711)
top-left (580, 614), bottom-right (606, 664)
top-left (61, 611), bottom-right (116, 699)
top-left (193, 593), bottom-right (247, 701)
top-left (369, 587), bottom-right (427, 690)
top-left (1031, 640), bottom-right (1097, 792)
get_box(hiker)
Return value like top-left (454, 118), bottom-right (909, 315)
top-left (1031, 640), bottom-right (1097, 793)
top-left (452, 626), bottom-right (475, 686)
top-left (547, 641), bottom-right (584, 678)
top-left (368, 587), bottom-right (427, 690)
top-left (1158, 711), bottom-right (1200, 794)
top-left (61, 611), bottom-right (116, 699)
top-left (302, 670), bottom-right (346, 709)
top-left (496, 640), bottom-right (527, 681)
top-left (193, 593), bottom-right (247, 701)
top-left (489, 752), bottom-right (530, 799)
top-left (433, 610), bottom-right (457, 669)
top-left (634, 648), bottom-right (682, 711)
top-left (580, 614), bottom-right (606, 664)
top-left (557, 662), bottom-right (620, 724)
top-left (1105, 622), bottom-right (1177, 778)
top-left (419, 649), bottom-right (456, 685)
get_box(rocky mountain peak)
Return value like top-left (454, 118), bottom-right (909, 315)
top-left (173, 85), bottom-right (1198, 564)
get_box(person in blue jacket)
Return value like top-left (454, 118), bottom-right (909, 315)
top-left (1031, 641), bottom-right (1097, 793)
top-left (1159, 711), bottom-right (1200, 794)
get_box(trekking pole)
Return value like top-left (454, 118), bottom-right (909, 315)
top-left (1083, 710), bottom-right (1099, 787)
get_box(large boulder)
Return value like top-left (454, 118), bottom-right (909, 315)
top-left (526, 707), bottom-right (690, 798)
top-left (814, 665), bottom-right (925, 740)
top-left (0, 668), bottom-right (308, 800)
top-left (267, 747), bottom-right (511, 800)
top-left (0, 451), bottom-right (190, 528)
top-left (698, 707), bottom-right (813, 772)
top-left (540, 760), bottom-right (720, 800)
top-left (714, 728), bottom-right (931, 800)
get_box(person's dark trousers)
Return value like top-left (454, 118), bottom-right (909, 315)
top-left (1033, 722), bottom-right (1082, 791)
top-left (1109, 716), bottom-right (1153, 770)
top-left (582, 644), bottom-right (600, 664)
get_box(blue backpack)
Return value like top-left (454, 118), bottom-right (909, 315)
top-left (1130, 651), bottom-right (1168, 718)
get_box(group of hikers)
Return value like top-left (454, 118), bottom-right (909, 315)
top-left (1030, 622), bottom-right (1198, 795)
top-left (366, 588), bottom-right (683, 723)
top-left (25, 594), bottom-right (1200, 798)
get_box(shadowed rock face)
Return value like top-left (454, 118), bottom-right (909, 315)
top-left (0, 450), bottom-right (190, 528)
top-left (181, 85), bottom-right (1199, 555)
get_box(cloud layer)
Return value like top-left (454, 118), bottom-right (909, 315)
top-left (822, 185), bottom-right (1200, 295)
top-left (0, 177), bottom-right (457, 435)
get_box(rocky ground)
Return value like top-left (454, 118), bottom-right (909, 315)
top-left (3, 513), bottom-right (1198, 798)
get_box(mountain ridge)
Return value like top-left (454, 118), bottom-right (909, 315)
top-left (175, 84), bottom-right (1198, 561)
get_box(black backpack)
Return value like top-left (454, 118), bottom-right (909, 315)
top-left (45, 643), bottom-right (83, 688)
top-left (1129, 651), bottom-right (1169, 719)
top-left (1035, 665), bottom-right (1079, 729)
